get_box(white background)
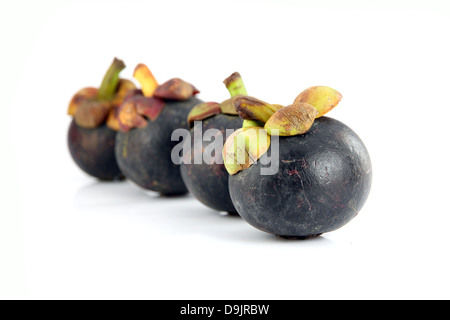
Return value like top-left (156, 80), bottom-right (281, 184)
top-left (1, 0), bottom-right (450, 300)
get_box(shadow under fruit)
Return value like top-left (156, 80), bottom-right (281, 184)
top-left (229, 117), bottom-right (372, 238)
top-left (67, 58), bottom-right (136, 181)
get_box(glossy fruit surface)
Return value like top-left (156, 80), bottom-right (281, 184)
top-left (229, 117), bottom-right (372, 238)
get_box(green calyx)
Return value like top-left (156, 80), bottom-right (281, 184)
top-left (68, 58), bottom-right (137, 130)
top-left (222, 85), bottom-right (342, 175)
top-left (242, 119), bottom-right (265, 128)
top-left (219, 97), bottom-right (241, 115)
top-left (294, 86), bottom-right (342, 118)
top-left (232, 86), bottom-right (342, 136)
top-left (97, 58), bottom-right (126, 101)
top-left (187, 72), bottom-right (249, 123)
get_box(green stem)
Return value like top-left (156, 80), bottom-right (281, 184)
top-left (97, 58), bottom-right (126, 101)
top-left (223, 72), bottom-right (248, 97)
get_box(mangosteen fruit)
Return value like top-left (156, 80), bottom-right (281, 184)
top-left (223, 87), bottom-right (372, 239)
top-left (68, 58), bottom-right (136, 181)
top-left (180, 72), bottom-right (248, 214)
top-left (115, 64), bottom-right (202, 196)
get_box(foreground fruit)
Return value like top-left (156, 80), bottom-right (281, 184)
top-left (68, 58), bottom-right (136, 180)
top-left (224, 87), bottom-right (372, 239)
top-left (229, 117), bottom-right (372, 238)
top-left (115, 64), bottom-right (202, 195)
top-left (180, 73), bottom-right (246, 214)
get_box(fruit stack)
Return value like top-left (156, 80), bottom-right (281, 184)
top-left (68, 58), bottom-right (372, 240)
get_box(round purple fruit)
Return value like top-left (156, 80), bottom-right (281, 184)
top-left (223, 87), bottom-right (372, 239)
top-left (180, 73), bottom-right (248, 214)
top-left (67, 58), bottom-right (136, 181)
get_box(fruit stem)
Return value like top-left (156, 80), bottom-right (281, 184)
top-left (97, 58), bottom-right (126, 101)
top-left (224, 72), bottom-right (248, 97)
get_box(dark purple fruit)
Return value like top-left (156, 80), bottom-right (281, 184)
top-left (68, 121), bottom-right (123, 181)
top-left (67, 58), bottom-right (136, 180)
top-left (228, 117), bottom-right (372, 238)
top-left (179, 72), bottom-right (248, 213)
top-left (115, 96), bottom-right (202, 195)
top-left (180, 114), bottom-right (243, 213)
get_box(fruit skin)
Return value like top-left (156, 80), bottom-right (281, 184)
top-left (229, 117), bottom-right (372, 238)
top-left (68, 120), bottom-right (123, 181)
top-left (115, 97), bottom-right (202, 195)
top-left (180, 114), bottom-right (243, 213)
